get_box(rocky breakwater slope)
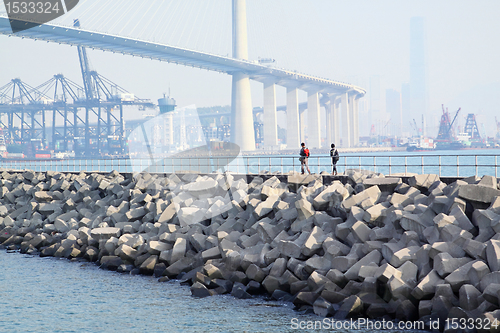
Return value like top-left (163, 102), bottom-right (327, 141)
top-left (1, 169), bottom-right (500, 330)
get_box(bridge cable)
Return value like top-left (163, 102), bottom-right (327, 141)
top-left (149, 1), bottom-right (175, 43)
top-left (173, 0), bottom-right (193, 48)
top-left (129, 1), bottom-right (157, 38)
top-left (164, 0), bottom-right (184, 46)
top-left (185, 0), bottom-right (203, 52)
top-left (138, 0), bottom-right (163, 41)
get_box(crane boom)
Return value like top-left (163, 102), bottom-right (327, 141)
top-left (74, 19), bottom-right (95, 101)
top-left (448, 108), bottom-right (461, 138)
top-left (413, 119), bottom-right (419, 136)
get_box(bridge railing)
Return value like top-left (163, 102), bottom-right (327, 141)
top-left (0, 154), bottom-right (499, 178)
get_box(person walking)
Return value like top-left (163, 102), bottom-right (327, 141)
top-left (299, 142), bottom-right (311, 174)
top-left (330, 143), bottom-right (339, 175)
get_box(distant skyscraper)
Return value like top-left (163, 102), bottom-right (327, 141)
top-left (401, 83), bottom-right (411, 127)
top-left (386, 89), bottom-right (402, 136)
top-left (410, 17), bottom-right (427, 117)
top-left (369, 75), bottom-right (381, 130)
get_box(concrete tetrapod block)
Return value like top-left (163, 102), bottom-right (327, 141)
top-left (158, 202), bottom-right (177, 224)
top-left (191, 282), bottom-right (213, 298)
top-left (489, 197), bottom-right (500, 214)
top-left (487, 239), bottom-right (500, 272)
top-left (398, 261), bottom-right (419, 288)
top-left (433, 252), bottom-right (472, 278)
top-left (116, 244), bottom-right (138, 262)
top-left (351, 221), bottom-right (371, 243)
top-left (313, 297), bottom-right (337, 317)
top-left (408, 174), bottom-right (440, 190)
top-left (333, 295), bottom-right (363, 320)
top-left (478, 175), bottom-right (499, 189)
top-left (341, 185), bottom-right (381, 212)
top-left (481, 283), bottom-right (500, 306)
top-left (468, 261), bottom-right (490, 287)
top-left (459, 184), bottom-right (500, 204)
top-left (305, 256), bottom-right (332, 273)
top-left (429, 196), bottom-right (450, 215)
top-left (387, 274), bottom-right (412, 301)
top-left (381, 242), bottom-right (404, 265)
top-left (444, 260), bottom-right (478, 292)
top-left (411, 269), bottom-right (445, 300)
top-left (268, 257), bottom-right (287, 278)
top-left (178, 207), bottom-right (207, 227)
top-left (253, 196), bottom-right (279, 220)
top-left (473, 209), bottom-right (500, 229)
top-left (302, 226), bottom-right (326, 257)
top-left (245, 264), bottom-right (267, 283)
top-left (390, 193), bottom-right (413, 207)
top-left (147, 240), bottom-right (170, 255)
top-left (139, 255), bottom-right (158, 275)
top-left (261, 185), bottom-right (285, 201)
top-left (295, 198), bottom-right (315, 221)
top-left (363, 177), bottom-right (402, 193)
top-left (90, 227), bottom-right (121, 241)
top-left (400, 213), bottom-right (432, 239)
top-left (170, 238), bottom-right (187, 264)
top-left (459, 284), bottom-right (482, 311)
top-left (312, 183), bottom-right (347, 211)
top-left (429, 241), bottom-right (466, 259)
top-left (389, 246), bottom-right (419, 268)
top-left (375, 263), bottom-right (402, 283)
top-left (358, 264), bottom-right (379, 280)
top-left (363, 204), bottom-right (387, 225)
top-left (344, 250), bottom-right (382, 281)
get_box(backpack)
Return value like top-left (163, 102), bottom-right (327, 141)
top-left (304, 148), bottom-right (310, 157)
top-left (331, 149), bottom-right (339, 163)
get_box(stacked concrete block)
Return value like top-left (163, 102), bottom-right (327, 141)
top-left (1, 170), bottom-right (500, 328)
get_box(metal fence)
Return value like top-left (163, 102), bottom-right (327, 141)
top-left (0, 154), bottom-right (498, 177)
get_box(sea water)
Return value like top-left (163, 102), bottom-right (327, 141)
top-left (1, 149), bottom-right (499, 177)
top-left (0, 251), bottom-right (425, 333)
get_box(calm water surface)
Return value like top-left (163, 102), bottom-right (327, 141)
top-left (0, 251), bottom-right (324, 333)
top-left (0, 251), bottom-right (425, 333)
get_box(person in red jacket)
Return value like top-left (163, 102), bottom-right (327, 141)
top-left (299, 142), bottom-right (311, 174)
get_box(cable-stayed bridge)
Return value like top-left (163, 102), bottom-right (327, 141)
top-left (0, 0), bottom-right (365, 151)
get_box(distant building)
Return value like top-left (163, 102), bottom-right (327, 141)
top-left (386, 89), bottom-right (402, 136)
top-left (401, 82), bottom-right (411, 134)
top-left (410, 17), bottom-right (428, 117)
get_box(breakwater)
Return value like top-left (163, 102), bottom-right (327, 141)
top-left (1, 169), bottom-right (500, 331)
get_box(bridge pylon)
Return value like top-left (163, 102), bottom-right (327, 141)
top-left (231, 0), bottom-right (255, 151)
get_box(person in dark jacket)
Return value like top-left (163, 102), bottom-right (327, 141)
top-left (330, 143), bottom-right (339, 175)
top-left (299, 142), bottom-right (311, 174)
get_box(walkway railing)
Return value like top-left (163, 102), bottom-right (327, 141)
top-left (0, 154), bottom-right (498, 178)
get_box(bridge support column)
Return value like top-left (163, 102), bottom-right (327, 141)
top-left (341, 92), bottom-right (351, 148)
top-left (263, 81), bottom-right (277, 149)
top-left (353, 96), bottom-right (360, 146)
top-left (307, 91), bottom-right (321, 149)
top-left (230, 0), bottom-right (255, 151)
top-left (231, 73), bottom-right (255, 151)
top-left (286, 87), bottom-right (299, 149)
top-left (330, 95), bottom-right (341, 146)
top-left (326, 102), bottom-right (332, 145)
top-left (349, 94), bottom-right (355, 147)
top-left (299, 109), bottom-right (305, 144)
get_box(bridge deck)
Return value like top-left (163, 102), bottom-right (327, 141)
top-left (0, 16), bottom-right (365, 96)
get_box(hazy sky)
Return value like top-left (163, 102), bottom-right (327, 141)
top-left (1, 0), bottom-right (499, 135)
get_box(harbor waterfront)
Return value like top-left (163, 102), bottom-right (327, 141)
top-left (0, 167), bottom-right (499, 332)
top-left (1, 149), bottom-right (499, 177)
